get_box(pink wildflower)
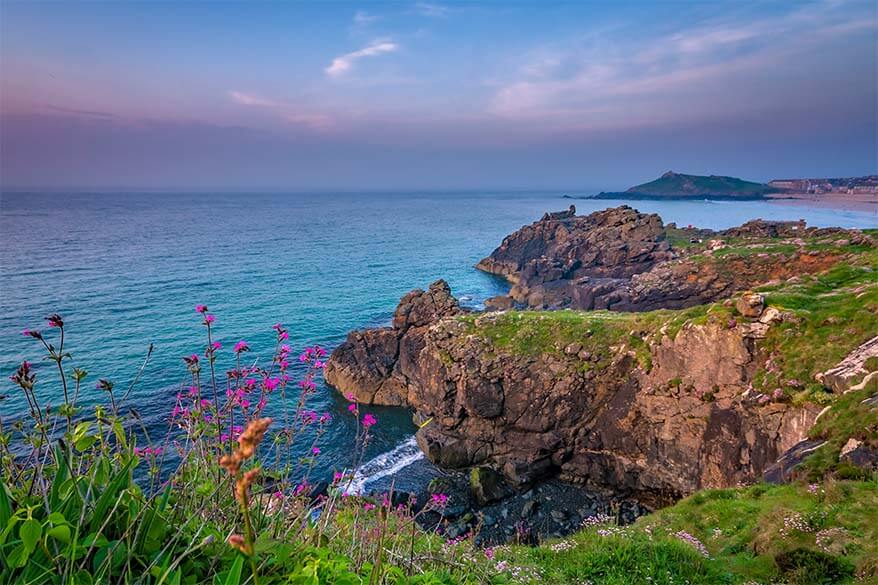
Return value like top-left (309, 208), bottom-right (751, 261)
top-left (363, 503), bottom-right (376, 511)
top-left (347, 403), bottom-right (358, 413)
top-left (233, 340), bottom-right (249, 353)
top-left (195, 304), bottom-right (208, 313)
top-left (264, 377), bottom-right (281, 391)
top-left (362, 413), bottom-right (377, 428)
top-left (204, 314), bottom-right (215, 324)
top-left (431, 493), bottom-right (448, 507)
top-left (211, 341), bottom-right (221, 351)
top-left (312, 447), bottom-right (320, 456)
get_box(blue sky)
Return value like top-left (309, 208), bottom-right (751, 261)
top-left (0, 0), bottom-right (875, 190)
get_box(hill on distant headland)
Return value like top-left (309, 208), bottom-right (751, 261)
top-left (591, 171), bottom-right (772, 200)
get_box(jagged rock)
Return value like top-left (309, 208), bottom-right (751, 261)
top-left (470, 466), bottom-right (511, 505)
top-left (736, 291), bottom-right (765, 318)
top-left (475, 206), bottom-right (674, 309)
top-left (840, 438), bottom-right (862, 457)
top-left (759, 307), bottom-right (783, 324)
top-left (764, 439), bottom-right (827, 483)
top-left (484, 295), bottom-right (515, 311)
top-left (839, 439), bottom-right (878, 472)
top-left (821, 336), bottom-right (878, 393)
top-left (392, 279), bottom-right (461, 331)
top-left (475, 207), bottom-right (863, 311)
top-left (324, 279), bottom-right (464, 404)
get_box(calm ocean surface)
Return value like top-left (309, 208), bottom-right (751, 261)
top-left (1, 191), bottom-right (875, 492)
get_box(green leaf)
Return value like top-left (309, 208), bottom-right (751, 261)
top-left (74, 435), bottom-right (97, 452)
top-left (82, 532), bottom-right (109, 548)
top-left (223, 556), bottom-right (244, 585)
top-left (6, 543), bottom-right (30, 568)
top-left (48, 512), bottom-right (67, 525)
top-left (19, 518), bottom-right (42, 552)
top-left (0, 516), bottom-right (19, 547)
top-left (49, 444), bottom-right (71, 508)
top-left (48, 524), bottom-right (71, 543)
top-left (0, 483), bottom-right (12, 528)
top-left (112, 420), bottom-right (128, 450)
top-left (90, 459), bottom-right (133, 529)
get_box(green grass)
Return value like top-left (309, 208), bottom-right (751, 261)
top-left (752, 249), bottom-right (878, 397)
top-left (479, 481), bottom-right (878, 584)
top-left (803, 384), bottom-right (878, 479)
top-left (456, 303), bottom-right (734, 372)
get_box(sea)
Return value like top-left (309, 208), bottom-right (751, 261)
top-left (1, 191), bottom-right (875, 494)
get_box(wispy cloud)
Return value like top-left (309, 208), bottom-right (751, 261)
top-left (325, 39), bottom-right (399, 78)
top-left (489, 0), bottom-right (876, 128)
top-left (44, 105), bottom-right (114, 118)
top-left (353, 10), bottom-right (379, 26)
top-left (228, 91), bottom-right (278, 107)
top-left (414, 2), bottom-right (449, 18)
top-left (227, 90), bottom-right (332, 130)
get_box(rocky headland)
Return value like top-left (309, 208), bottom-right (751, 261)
top-left (591, 171), bottom-right (773, 200)
top-left (325, 206), bottom-right (878, 540)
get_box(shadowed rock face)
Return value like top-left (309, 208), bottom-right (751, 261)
top-left (476, 205), bottom-right (675, 310)
top-left (323, 280), bottom-right (464, 406)
top-left (476, 206), bottom-right (851, 311)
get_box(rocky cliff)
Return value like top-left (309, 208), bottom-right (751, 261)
top-left (325, 207), bottom-right (877, 506)
top-left (475, 206), bottom-right (862, 311)
top-left (328, 283), bottom-right (822, 506)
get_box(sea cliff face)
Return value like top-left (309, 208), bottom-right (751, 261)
top-left (324, 206), bottom-right (877, 506)
top-left (326, 282), bottom-right (820, 505)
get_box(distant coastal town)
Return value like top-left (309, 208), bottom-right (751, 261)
top-left (768, 176), bottom-right (878, 195)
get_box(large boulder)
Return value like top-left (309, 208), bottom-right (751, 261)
top-left (820, 336), bottom-right (878, 393)
top-left (323, 280), bottom-right (463, 405)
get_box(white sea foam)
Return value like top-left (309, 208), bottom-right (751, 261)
top-left (345, 436), bottom-right (424, 495)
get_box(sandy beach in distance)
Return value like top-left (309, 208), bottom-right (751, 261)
top-left (767, 191), bottom-right (878, 213)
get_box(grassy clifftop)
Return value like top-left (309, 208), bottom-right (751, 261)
top-left (486, 479), bottom-right (878, 584)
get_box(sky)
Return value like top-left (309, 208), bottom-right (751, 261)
top-left (0, 0), bottom-right (875, 191)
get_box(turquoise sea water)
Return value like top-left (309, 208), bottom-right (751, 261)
top-left (1, 192), bottom-right (875, 491)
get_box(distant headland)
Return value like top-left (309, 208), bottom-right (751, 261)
top-left (570, 171), bottom-right (878, 206)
